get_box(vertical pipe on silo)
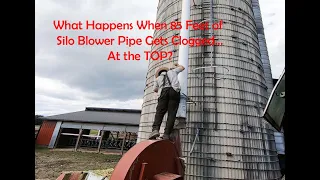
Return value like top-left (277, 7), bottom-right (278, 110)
top-left (176, 0), bottom-right (191, 119)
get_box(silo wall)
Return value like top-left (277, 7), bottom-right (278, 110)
top-left (252, 0), bottom-right (274, 96)
top-left (138, 0), bottom-right (281, 179)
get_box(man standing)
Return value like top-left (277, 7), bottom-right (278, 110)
top-left (149, 63), bottom-right (185, 140)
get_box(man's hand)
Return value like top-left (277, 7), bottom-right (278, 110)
top-left (173, 62), bottom-right (185, 71)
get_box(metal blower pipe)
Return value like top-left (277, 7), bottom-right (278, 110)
top-left (176, 0), bottom-right (191, 119)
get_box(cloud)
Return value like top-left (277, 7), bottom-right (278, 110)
top-left (35, 0), bottom-right (285, 116)
top-left (259, 0), bottom-right (285, 79)
top-left (35, 0), bottom-right (158, 115)
top-left (35, 76), bottom-right (143, 116)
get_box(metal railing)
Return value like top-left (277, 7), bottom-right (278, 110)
top-left (68, 138), bottom-right (136, 150)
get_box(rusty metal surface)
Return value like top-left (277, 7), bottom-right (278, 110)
top-left (171, 130), bottom-right (182, 157)
top-left (170, 130), bottom-right (185, 176)
top-left (153, 172), bottom-right (182, 180)
top-left (110, 140), bottom-right (183, 180)
top-left (36, 120), bottom-right (57, 146)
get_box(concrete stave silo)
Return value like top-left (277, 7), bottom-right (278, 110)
top-left (252, 0), bottom-right (273, 96)
top-left (138, 0), bottom-right (282, 179)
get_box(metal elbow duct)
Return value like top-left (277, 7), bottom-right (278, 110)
top-left (176, 0), bottom-right (191, 120)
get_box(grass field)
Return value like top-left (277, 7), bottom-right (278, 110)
top-left (90, 129), bottom-right (99, 135)
top-left (35, 146), bottom-right (121, 180)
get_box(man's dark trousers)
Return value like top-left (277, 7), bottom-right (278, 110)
top-left (152, 87), bottom-right (180, 135)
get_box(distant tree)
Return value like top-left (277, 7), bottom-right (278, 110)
top-left (35, 115), bottom-right (44, 125)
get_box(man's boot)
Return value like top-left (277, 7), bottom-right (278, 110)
top-left (148, 130), bottom-right (160, 140)
top-left (161, 134), bottom-right (170, 140)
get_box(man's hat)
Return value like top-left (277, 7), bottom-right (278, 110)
top-left (155, 67), bottom-right (169, 78)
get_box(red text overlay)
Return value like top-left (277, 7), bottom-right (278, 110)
top-left (54, 20), bottom-right (223, 61)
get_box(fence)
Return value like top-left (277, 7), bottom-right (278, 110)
top-left (67, 137), bottom-right (136, 151)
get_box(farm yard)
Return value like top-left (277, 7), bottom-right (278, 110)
top-left (34, 108), bottom-right (140, 180)
top-left (35, 145), bottom-right (121, 180)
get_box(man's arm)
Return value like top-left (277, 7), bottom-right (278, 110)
top-left (153, 78), bottom-right (159, 92)
top-left (173, 63), bottom-right (185, 74)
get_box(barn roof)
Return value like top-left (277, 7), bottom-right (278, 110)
top-left (40, 107), bottom-right (141, 126)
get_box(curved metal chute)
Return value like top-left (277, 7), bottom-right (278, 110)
top-left (263, 68), bottom-right (285, 132)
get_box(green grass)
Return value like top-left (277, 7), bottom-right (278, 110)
top-left (35, 144), bottom-right (48, 151)
top-left (90, 129), bottom-right (99, 135)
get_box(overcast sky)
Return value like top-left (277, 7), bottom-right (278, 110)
top-left (35, 0), bottom-right (285, 116)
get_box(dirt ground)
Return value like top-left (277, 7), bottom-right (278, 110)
top-left (35, 146), bottom-right (121, 180)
